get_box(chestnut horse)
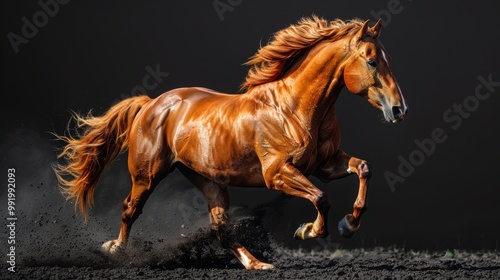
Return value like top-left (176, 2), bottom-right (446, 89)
top-left (54, 16), bottom-right (407, 270)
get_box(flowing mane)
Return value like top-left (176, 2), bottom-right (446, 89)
top-left (241, 16), bottom-right (368, 91)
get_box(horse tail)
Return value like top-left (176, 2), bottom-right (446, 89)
top-left (53, 95), bottom-right (152, 220)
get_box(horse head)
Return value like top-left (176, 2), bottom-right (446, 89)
top-left (343, 19), bottom-right (408, 123)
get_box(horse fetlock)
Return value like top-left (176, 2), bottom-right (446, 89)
top-left (354, 201), bottom-right (367, 215)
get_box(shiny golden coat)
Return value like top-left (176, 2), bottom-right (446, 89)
top-left (54, 16), bottom-right (407, 270)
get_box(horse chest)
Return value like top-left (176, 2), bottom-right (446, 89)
top-left (297, 127), bottom-right (341, 175)
top-left (295, 149), bottom-right (319, 175)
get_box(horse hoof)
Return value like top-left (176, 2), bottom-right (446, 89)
top-left (294, 223), bottom-right (311, 240)
top-left (254, 262), bottom-right (276, 270)
top-left (294, 223), bottom-right (325, 240)
top-left (101, 240), bottom-right (122, 254)
top-left (338, 214), bottom-right (359, 239)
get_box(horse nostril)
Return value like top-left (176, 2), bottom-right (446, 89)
top-left (392, 106), bottom-right (403, 119)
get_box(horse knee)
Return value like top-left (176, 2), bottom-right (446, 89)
top-left (314, 191), bottom-right (330, 212)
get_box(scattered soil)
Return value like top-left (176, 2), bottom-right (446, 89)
top-left (5, 247), bottom-right (500, 279)
top-left (4, 208), bottom-right (500, 279)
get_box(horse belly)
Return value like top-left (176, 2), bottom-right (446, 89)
top-left (181, 140), bottom-right (265, 187)
top-left (171, 118), bottom-right (265, 187)
top-left (216, 159), bottom-right (266, 187)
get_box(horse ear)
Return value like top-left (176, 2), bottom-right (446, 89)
top-left (356, 20), bottom-right (370, 42)
top-left (371, 19), bottom-right (382, 38)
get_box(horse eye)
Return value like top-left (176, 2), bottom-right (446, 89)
top-left (367, 59), bottom-right (378, 68)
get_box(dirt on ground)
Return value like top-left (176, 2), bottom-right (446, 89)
top-left (5, 244), bottom-right (500, 279)
top-left (4, 210), bottom-right (500, 279)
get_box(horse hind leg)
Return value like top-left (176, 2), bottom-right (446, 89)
top-left (101, 177), bottom-right (157, 253)
top-left (179, 166), bottom-right (275, 270)
top-left (102, 137), bottom-right (172, 253)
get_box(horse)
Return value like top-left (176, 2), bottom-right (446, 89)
top-left (54, 16), bottom-right (407, 270)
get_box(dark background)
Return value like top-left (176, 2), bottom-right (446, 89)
top-left (1, 0), bottom-right (499, 261)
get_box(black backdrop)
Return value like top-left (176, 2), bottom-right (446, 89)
top-left (1, 1), bottom-right (499, 253)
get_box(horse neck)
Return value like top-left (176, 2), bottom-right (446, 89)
top-left (279, 39), bottom-right (349, 125)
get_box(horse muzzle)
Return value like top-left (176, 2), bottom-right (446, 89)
top-left (390, 105), bottom-right (407, 123)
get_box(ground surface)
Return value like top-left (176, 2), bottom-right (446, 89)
top-left (3, 185), bottom-right (500, 279)
top-left (4, 247), bottom-right (500, 279)
top-left (3, 200), bottom-right (500, 279)
top-left (5, 211), bottom-right (500, 280)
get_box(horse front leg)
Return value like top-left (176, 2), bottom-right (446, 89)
top-left (314, 149), bottom-right (372, 238)
top-left (264, 161), bottom-right (330, 240)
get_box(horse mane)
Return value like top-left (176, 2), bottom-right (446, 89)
top-left (241, 16), bottom-right (367, 91)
